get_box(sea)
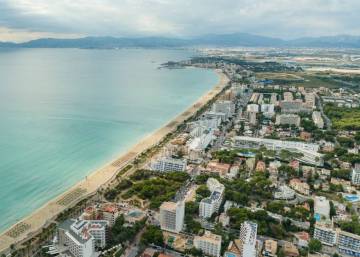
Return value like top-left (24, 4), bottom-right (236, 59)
top-left (0, 48), bottom-right (218, 232)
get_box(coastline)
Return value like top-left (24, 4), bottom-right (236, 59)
top-left (0, 69), bottom-right (229, 253)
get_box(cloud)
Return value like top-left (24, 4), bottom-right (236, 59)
top-left (0, 0), bottom-right (359, 42)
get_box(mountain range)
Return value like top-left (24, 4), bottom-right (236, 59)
top-left (1, 33), bottom-right (360, 48)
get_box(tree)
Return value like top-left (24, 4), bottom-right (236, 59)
top-left (186, 247), bottom-right (203, 257)
top-left (141, 225), bottom-right (164, 246)
top-left (308, 239), bottom-right (322, 253)
top-left (330, 201), bottom-right (336, 219)
top-left (196, 185), bottom-right (211, 198)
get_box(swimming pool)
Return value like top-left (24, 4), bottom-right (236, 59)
top-left (344, 194), bottom-right (360, 202)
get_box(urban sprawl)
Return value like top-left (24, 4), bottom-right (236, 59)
top-left (4, 49), bottom-right (360, 257)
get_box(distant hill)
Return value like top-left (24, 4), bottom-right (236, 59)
top-left (1, 33), bottom-right (360, 48)
top-left (288, 35), bottom-right (360, 48)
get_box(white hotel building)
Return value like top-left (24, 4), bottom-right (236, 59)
top-left (232, 136), bottom-right (324, 166)
top-left (199, 179), bottom-right (225, 218)
top-left (239, 221), bottom-right (258, 257)
top-left (151, 157), bottom-right (187, 172)
top-left (58, 219), bottom-right (108, 257)
top-left (194, 231), bottom-right (222, 257)
top-left (159, 201), bottom-right (185, 233)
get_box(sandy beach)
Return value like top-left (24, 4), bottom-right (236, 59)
top-left (0, 70), bottom-right (229, 253)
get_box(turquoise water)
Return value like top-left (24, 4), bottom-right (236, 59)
top-left (0, 48), bottom-right (218, 232)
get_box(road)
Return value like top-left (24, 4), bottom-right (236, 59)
top-left (316, 94), bottom-right (332, 130)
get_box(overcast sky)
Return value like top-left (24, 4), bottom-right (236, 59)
top-left (0, 0), bottom-right (360, 42)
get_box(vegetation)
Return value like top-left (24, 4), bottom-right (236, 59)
top-left (224, 172), bottom-right (272, 204)
top-left (108, 215), bottom-right (146, 247)
top-left (227, 208), bottom-right (287, 239)
top-left (339, 216), bottom-right (360, 236)
top-left (324, 104), bottom-right (360, 130)
top-left (123, 171), bottom-right (190, 209)
top-left (196, 185), bottom-right (211, 198)
top-left (308, 239), bottom-right (322, 253)
top-left (331, 169), bottom-right (351, 180)
top-left (184, 202), bottom-right (202, 234)
top-left (141, 225), bottom-right (164, 247)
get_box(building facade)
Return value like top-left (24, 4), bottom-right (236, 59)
top-left (159, 201), bottom-right (185, 233)
top-left (194, 231), bottom-right (222, 257)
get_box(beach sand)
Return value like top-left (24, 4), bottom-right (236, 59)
top-left (0, 70), bottom-right (229, 253)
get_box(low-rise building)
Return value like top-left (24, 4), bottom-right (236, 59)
top-left (263, 239), bottom-right (277, 257)
top-left (337, 229), bottom-right (360, 257)
top-left (274, 185), bottom-right (295, 200)
top-left (276, 114), bottom-right (301, 127)
top-left (151, 157), bottom-right (187, 172)
top-left (289, 179), bottom-right (310, 196)
top-left (283, 242), bottom-right (299, 257)
top-left (313, 221), bottom-right (337, 246)
top-left (232, 136), bottom-right (323, 166)
top-left (206, 161), bottom-right (231, 176)
top-left (294, 231), bottom-right (310, 248)
top-left (194, 231), bottom-right (222, 257)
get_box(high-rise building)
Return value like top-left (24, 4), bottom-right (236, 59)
top-left (194, 231), bottom-right (222, 257)
top-left (58, 219), bottom-right (108, 257)
top-left (199, 179), bottom-right (225, 218)
top-left (312, 111), bottom-right (324, 129)
top-left (159, 201), bottom-right (185, 233)
top-left (239, 221), bottom-right (258, 257)
top-left (212, 100), bottom-right (235, 119)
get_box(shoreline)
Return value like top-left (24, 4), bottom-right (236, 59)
top-left (0, 69), bottom-right (229, 253)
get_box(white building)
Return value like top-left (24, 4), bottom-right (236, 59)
top-left (239, 221), bottom-right (258, 257)
top-left (314, 196), bottom-right (330, 220)
top-left (313, 221), bottom-right (337, 246)
top-left (206, 178), bottom-right (225, 192)
top-left (194, 231), bottom-right (222, 257)
top-left (275, 114), bottom-right (301, 127)
top-left (212, 100), bottom-right (235, 118)
top-left (312, 111), bottom-right (324, 129)
top-left (159, 201), bottom-right (185, 233)
top-left (199, 179), bottom-right (225, 218)
top-left (284, 92), bottom-right (294, 102)
top-left (187, 129), bottom-right (215, 151)
top-left (261, 104), bottom-right (275, 118)
top-left (233, 136), bottom-right (323, 166)
top-left (247, 104), bottom-right (259, 113)
top-left (58, 219), bottom-right (108, 257)
top-left (274, 185), bottom-right (295, 200)
top-left (204, 111), bottom-right (227, 122)
top-left (151, 157), bottom-right (187, 172)
top-left (305, 93), bottom-right (316, 108)
top-left (351, 163), bottom-right (360, 185)
top-left (337, 229), bottom-right (360, 257)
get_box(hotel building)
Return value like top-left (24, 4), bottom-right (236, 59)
top-left (159, 201), bottom-right (185, 233)
top-left (194, 231), bottom-right (222, 257)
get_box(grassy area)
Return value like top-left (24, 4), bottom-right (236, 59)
top-left (121, 170), bottom-right (190, 209)
top-left (255, 71), bottom-right (344, 88)
top-left (324, 104), bottom-right (360, 130)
